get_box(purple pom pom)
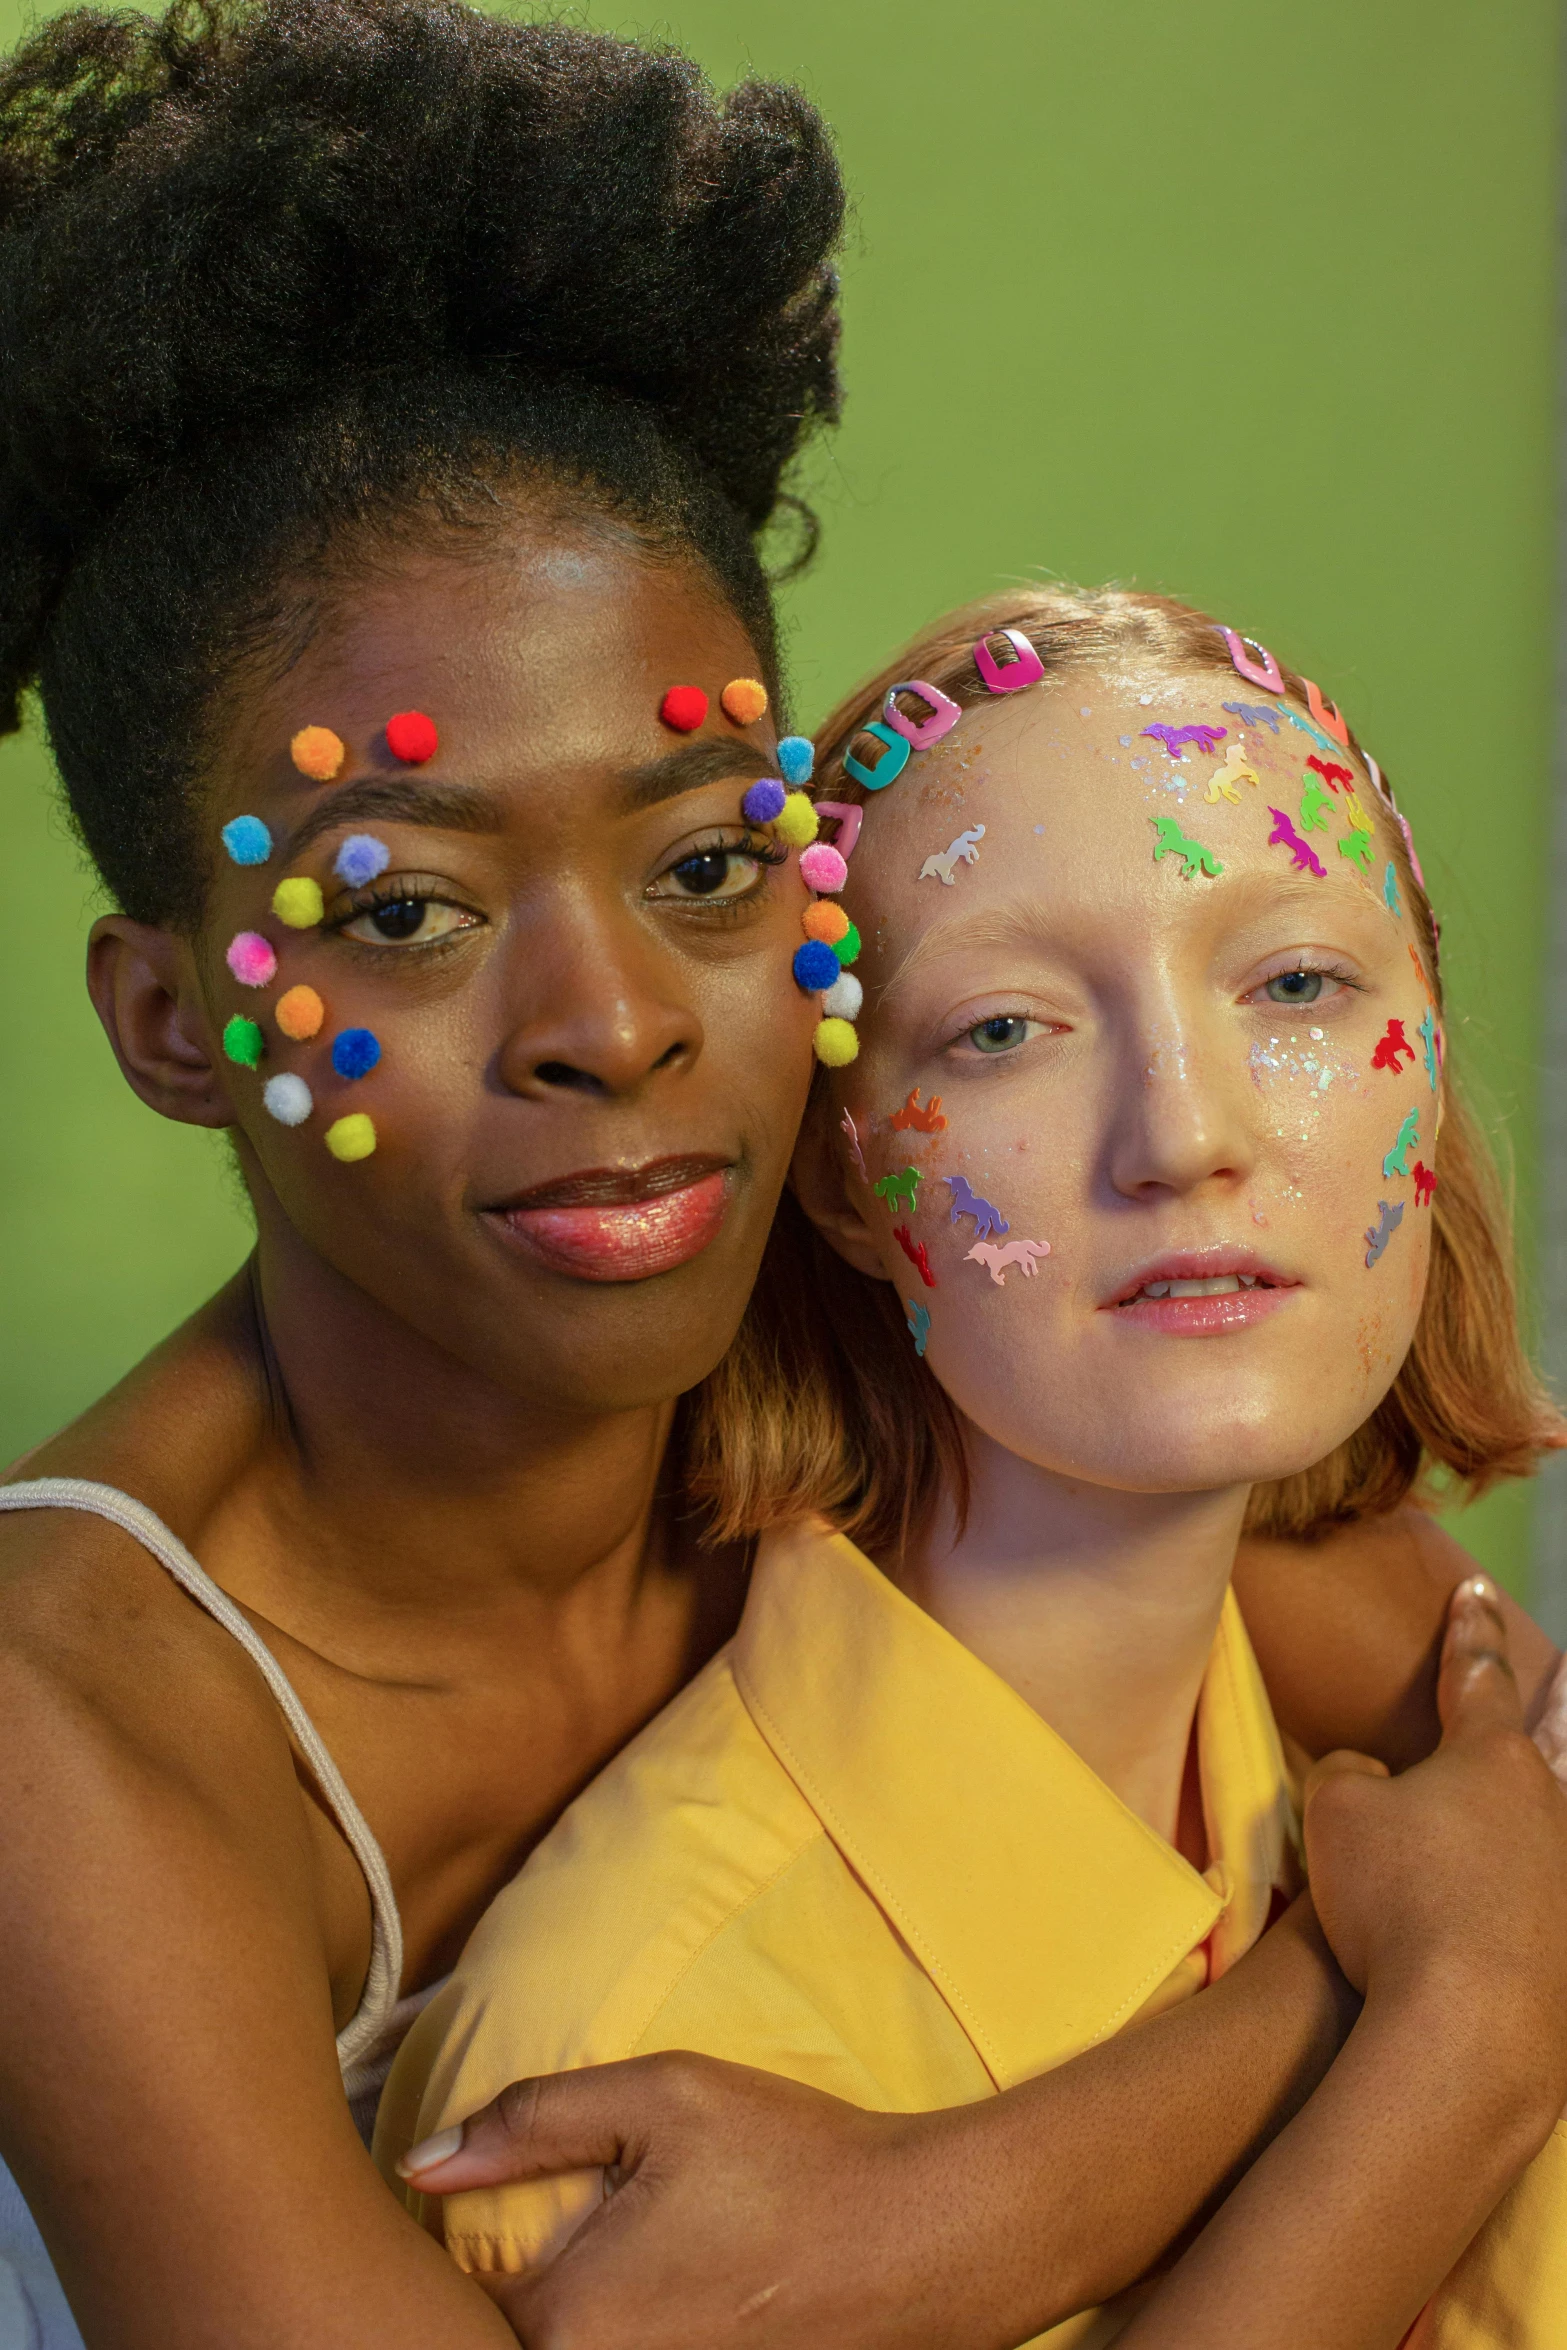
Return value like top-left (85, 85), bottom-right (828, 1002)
top-left (335, 834), bottom-right (391, 888)
top-left (742, 779), bottom-right (787, 825)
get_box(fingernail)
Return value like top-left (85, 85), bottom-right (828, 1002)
top-left (1462, 1575), bottom-right (1498, 1603)
top-left (397, 2124), bottom-right (464, 2179)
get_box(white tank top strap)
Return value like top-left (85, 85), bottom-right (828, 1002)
top-left (0, 1476), bottom-right (404, 2074)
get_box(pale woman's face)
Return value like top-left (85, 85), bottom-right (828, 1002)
top-left (801, 667), bottom-right (1439, 1495)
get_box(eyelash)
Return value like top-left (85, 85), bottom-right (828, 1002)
top-left (325, 873), bottom-right (481, 950)
top-left (1247, 956), bottom-right (1364, 1003)
top-left (648, 829), bottom-right (790, 910)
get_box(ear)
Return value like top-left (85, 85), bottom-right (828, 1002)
top-left (789, 1091), bottom-right (891, 1282)
top-left (86, 917), bottom-right (235, 1130)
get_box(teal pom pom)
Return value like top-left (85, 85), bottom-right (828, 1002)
top-left (221, 815), bottom-right (272, 866)
top-left (777, 736), bottom-right (814, 784)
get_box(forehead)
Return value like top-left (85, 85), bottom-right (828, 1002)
top-left (849, 667), bottom-right (1396, 946)
top-left (228, 519), bottom-right (760, 778)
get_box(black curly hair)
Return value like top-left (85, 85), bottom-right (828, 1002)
top-left (0, 0), bottom-right (844, 926)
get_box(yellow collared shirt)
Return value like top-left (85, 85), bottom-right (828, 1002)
top-left (377, 1521), bottom-right (1567, 2347)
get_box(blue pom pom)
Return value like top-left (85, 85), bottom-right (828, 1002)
top-left (335, 833), bottom-right (391, 888)
top-left (331, 1027), bottom-right (382, 1081)
top-left (792, 940), bottom-right (842, 994)
top-left (741, 779), bottom-right (787, 825)
top-left (221, 814), bottom-right (272, 866)
top-left (777, 736), bottom-right (815, 785)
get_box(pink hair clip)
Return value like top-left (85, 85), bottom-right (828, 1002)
top-left (972, 628), bottom-right (1045, 694)
top-left (1219, 628), bottom-right (1285, 695)
top-left (881, 680), bottom-right (961, 748)
top-left (812, 802), bottom-right (864, 859)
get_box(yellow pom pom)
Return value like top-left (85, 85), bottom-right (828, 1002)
top-left (276, 984), bottom-right (325, 1041)
top-left (772, 791), bottom-right (820, 849)
top-left (272, 876), bottom-right (325, 928)
top-left (813, 1017), bottom-right (860, 1067)
top-left (291, 725), bottom-right (345, 781)
top-left (325, 1112), bottom-right (377, 1162)
top-left (720, 677), bottom-right (769, 726)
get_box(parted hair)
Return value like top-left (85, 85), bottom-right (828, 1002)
top-left (682, 586), bottom-right (1564, 1554)
top-left (0, 0), bottom-right (844, 927)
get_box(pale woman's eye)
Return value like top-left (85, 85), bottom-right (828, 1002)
top-left (968, 1015), bottom-right (1039, 1055)
top-left (651, 849), bottom-right (766, 902)
top-left (1264, 970), bottom-right (1326, 1004)
top-left (341, 896), bottom-right (476, 946)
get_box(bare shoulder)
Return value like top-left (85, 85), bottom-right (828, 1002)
top-left (1235, 1507), bottom-right (1558, 1769)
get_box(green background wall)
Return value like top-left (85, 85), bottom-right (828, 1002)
top-left (0, 1), bottom-right (1557, 1590)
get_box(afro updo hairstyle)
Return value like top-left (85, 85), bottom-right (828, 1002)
top-left (0, 0), bottom-right (845, 927)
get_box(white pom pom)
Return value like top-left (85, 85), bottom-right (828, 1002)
top-left (263, 1073), bottom-right (314, 1127)
top-left (822, 972), bottom-right (863, 1022)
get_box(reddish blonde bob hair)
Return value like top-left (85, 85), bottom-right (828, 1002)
top-left (680, 586), bottom-right (1562, 1559)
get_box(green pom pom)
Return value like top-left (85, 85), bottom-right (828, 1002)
top-left (833, 922), bottom-right (861, 967)
top-left (223, 1014), bottom-right (266, 1069)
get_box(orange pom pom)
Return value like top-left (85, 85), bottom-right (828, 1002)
top-left (802, 901), bottom-right (851, 946)
top-left (276, 984), bottom-right (325, 1041)
top-left (291, 726), bottom-right (345, 782)
top-left (720, 677), bottom-right (768, 726)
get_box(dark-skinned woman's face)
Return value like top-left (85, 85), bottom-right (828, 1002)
top-left (194, 515), bottom-right (818, 1414)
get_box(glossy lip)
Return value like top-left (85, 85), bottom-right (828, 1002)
top-left (1100, 1247), bottom-right (1301, 1338)
top-left (484, 1154), bottom-right (735, 1284)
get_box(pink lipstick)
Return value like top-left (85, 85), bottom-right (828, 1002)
top-left (490, 1156), bottom-right (733, 1283)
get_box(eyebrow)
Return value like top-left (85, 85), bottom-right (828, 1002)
top-left (284, 780), bottom-right (505, 864)
top-left (879, 874), bottom-right (1377, 1001)
top-left (620, 741), bottom-right (778, 813)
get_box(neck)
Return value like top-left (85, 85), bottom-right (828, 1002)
top-left (896, 1428), bottom-right (1249, 1848)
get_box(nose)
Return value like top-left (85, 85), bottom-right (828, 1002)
top-left (492, 906), bottom-right (702, 1104)
top-left (1104, 1011), bottom-right (1256, 1203)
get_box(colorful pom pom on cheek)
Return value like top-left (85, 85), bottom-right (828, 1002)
top-left (221, 815), bottom-right (272, 866)
top-left (272, 876), bottom-right (325, 928)
top-left (325, 1113), bottom-right (377, 1162)
top-left (802, 900), bottom-right (850, 946)
top-left (276, 985), bottom-right (325, 1041)
top-left (798, 843), bottom-right (847, 895)
top-left (792, 940), bottom-right (842, 993)
top-left (331, 1027), bottom-right (382, 1081)
top-left (771, 793), bottom-right (819, 849)
top-left (263, 1073), bottom-right (313, 1127)
top-left (813, 1017), bottom-right (859, 1067)
top-left (222, 1014), bottom-right (266, 1068)
top-left (226, 931), bottom-right (277, 988)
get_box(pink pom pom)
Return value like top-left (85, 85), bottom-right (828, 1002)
top-left (226, 930), bottom-right (278, 988)
top-left (798, 842), bottom-right (848, 895)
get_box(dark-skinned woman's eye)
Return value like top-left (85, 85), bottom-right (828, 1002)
top-left (339, 896), bottom-right (476, 946)
top-left (672, 852), bottom-right (732, 897)
top-left (648, 846), bottom-right (774, 905)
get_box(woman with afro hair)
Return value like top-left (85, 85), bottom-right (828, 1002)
top-left (0, 2), bottom-right (1565, 2346)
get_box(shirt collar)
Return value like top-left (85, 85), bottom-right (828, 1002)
top-left (733, 1521), bottom-right (1293, 2090)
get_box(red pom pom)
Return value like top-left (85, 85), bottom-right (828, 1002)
top-left (660, 686), bottom-right (708, 733)
top-left (386, 710), bottom-right (438, 764)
